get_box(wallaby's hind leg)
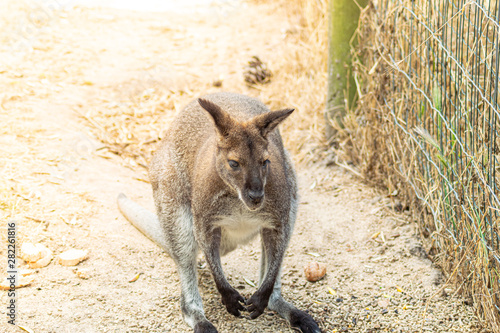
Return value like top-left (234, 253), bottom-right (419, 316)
top-left (258, 247), bottom-right (321, 333)
top-left (153, 197), bottom-right (216, 332)
top-left (267, 273), bottom-right (321, 333)
top-left (177, 249), bottom-right (217, 333)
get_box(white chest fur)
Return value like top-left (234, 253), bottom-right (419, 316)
top-left (214, 209), bottom-right (273, 256)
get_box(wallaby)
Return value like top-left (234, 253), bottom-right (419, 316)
top-left (117, 92), bottom-right (320, 333)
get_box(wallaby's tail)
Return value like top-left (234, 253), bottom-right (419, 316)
top-left (117, 193), bottom-right (169, 252)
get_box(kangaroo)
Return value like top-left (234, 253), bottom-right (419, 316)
top-left (117, 92), bottom-right (320, 333)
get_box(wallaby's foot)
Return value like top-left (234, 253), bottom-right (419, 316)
top-left (246, 290), bottom-right (271, 319)
top-left (220, 288), bottom-right (246, 317)
top-left (194, 320), bottom-right (218, 333)
top-left (289, 309), bottom-right (321, 333)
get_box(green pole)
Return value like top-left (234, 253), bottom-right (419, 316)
top-left (325, 0), bottom-right (368, 139)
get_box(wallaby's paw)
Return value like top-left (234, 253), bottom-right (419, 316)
top-left (220, 288), bottom-right (246, 317)
top-left (246, 291), bottom-right (271, 319)
top-left (289, 309), bottom-right (321, 333)
top-left (194, 320), bottom-right (218, 333)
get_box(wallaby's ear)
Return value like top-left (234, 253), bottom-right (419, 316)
top-left (253, 108), bottom-right (294, 137)
top-left (198, 98), bottom-right (234, 137)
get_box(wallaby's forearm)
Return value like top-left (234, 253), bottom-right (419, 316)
top-left (201, 226), bottom-right (246, 317)
top-left (247, 227), bottom-right (288, 319)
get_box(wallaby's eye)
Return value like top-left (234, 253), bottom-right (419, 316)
top-left (228, 160), bottom-right (240, 169)
top-left (262, 159), bottom-right (270, 168)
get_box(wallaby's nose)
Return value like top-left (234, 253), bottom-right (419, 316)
top-left (248, 189), bottom-right (264, 204)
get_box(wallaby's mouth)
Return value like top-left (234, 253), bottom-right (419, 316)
top-left (241, 190), bottom-right (265, 211)
top-left (243, 200), bottom-right (264, 211)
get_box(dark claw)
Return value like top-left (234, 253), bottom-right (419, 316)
top-left (250, 310), bottom-right (261, 319)
top-left (220, 288), bottom-right (246, 317)
top-left (246, 291), bottom-right (270, 320)
top-left (289, 309), bottom-right (321, 333)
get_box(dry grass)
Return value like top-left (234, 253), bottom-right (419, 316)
top-left (78, 85), bottom-right (188, 170)
top-left (250, 0), bottom-right (330, 162)
top-left (337, 1), bottom-right (500, 331)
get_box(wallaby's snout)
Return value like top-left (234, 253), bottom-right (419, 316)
top-left (244, 177), bottom-right (265, 210)
top-left (244, 163), bottom-right (268, 209)
top-left (248, 188), bottom-right (264, 203)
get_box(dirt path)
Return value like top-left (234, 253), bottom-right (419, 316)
top-left (0, 1), bottom-right (488, 332)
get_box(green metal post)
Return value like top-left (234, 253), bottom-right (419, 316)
top-left (325, 0), bottom-right (368, 139)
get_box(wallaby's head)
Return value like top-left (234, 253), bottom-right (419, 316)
top-left (198, 98), bottom-right (294, 211)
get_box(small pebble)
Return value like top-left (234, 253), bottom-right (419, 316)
top-left (304, 262), bottom-right (327, 282)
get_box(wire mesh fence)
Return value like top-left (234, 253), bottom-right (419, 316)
top-left (349, 0), bottom-right (500, 329)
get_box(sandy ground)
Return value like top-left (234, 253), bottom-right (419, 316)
top-left (0, 1), bottom-right (490, 332)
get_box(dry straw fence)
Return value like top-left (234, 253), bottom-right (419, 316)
top-left (345, 0), bottom-right (500, 329)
